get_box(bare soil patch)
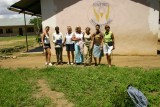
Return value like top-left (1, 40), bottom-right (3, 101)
top-left (33, 79), bottom-right (74, 107)
top-left (0, 54), bottom-right (160, 69)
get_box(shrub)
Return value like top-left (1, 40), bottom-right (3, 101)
top-left (0, 45), bottom-right (25, 54)
top-left (110, 86), bottom-right (134, 107)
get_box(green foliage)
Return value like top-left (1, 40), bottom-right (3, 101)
top-left (0, 68), bottom-right (53, 107)
top-left (0, 36), bottom-right (38, 55)
top-left (110, 86), bottom-right (134, 107)
top-left (0, 45), bottom-right (25, 54)
top-left (29, 18), bottom-right (42, 33)
top-left (0, 67), bottom-right (160, 107)
top-left (0, 68), bottom-right (33, 106)
top-left (16, 35), bottom-right (23, 37)
top-left (40, 67), bottom-right (160, 107)
top-left (33, 97), bottom-right (52, 107)
top-left (0, 36), bottom-right (36, 41)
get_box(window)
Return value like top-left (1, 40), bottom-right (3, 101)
top-left (0, 29), bottom-right (3, 34)
top-left (27, 27), bottom-right (34, 32)
top-left (6, 28), bottom-right (13, 33)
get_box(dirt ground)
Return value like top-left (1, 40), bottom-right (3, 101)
top-left (33, 79), bottom-right (74, 107)
top-left (0, 53), bottom-right (160, 69)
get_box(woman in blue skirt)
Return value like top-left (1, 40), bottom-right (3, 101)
top-left (72, 26), bottom-right (84, 64)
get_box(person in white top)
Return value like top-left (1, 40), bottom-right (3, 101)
top-left (41, 26), bottom-right (52, 66)
top-left (71, 26), bottom-right (84, 64)
top-left (63, 26), bottom-right (75, 65)
top-left (52, 26), bottom-right (63, 65)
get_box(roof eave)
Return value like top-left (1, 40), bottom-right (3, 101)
top-left (8, 7), bottom-right (41, 17)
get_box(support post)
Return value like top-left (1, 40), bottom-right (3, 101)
top-left (24, 12), bottom-right (28, 52)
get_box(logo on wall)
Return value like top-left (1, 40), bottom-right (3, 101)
top-left (88, 1), bottom-right (112, 27)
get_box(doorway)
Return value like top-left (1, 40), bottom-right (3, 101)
top-left (19, 28), bottom-right (23, 36)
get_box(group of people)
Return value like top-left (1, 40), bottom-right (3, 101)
top-left (41, 24), bottom-right (115, 67)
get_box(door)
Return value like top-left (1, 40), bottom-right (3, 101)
top-left (19, 28), bottom-right (23, 36)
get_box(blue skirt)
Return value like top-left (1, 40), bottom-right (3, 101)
top-left (93, 44), bottom-right (103, 58)
top-left (75, 44), bottom-right (83, 63)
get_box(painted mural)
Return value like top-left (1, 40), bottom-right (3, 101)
top-left (88, 0), bottom-right (112, 27)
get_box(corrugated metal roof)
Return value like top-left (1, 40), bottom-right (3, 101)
top-left (0, 18), bottom-right (33, 27)
top-left (8, 0), bottom-right (41, 17)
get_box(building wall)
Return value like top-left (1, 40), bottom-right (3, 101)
top-left (0, 25), bottom-right (36, 37)
top-left (41, 0), bottom-right (159, 55)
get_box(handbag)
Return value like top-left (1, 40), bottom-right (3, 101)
top-left (107, 42), bottom-right (113, 46)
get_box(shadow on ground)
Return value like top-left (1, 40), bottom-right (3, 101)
top-left (24, 46), bottom-right (43, 53)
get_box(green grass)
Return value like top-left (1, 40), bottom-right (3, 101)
top-left (0, 36), bottom-right (36, 42)
top-left (0, 66), bottom-right (160, 107)
top-left (0, 68), bottom-right (52, 107)
top-left (0, 36), bottom-right (38, 55)
top-left (0, 36), bottom-right (37, 48)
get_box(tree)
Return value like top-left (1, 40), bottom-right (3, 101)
top-left (29, 17), bottom-right (42, 36)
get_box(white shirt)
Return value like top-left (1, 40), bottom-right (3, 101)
top-left (74, 32), bottom-right (84, 45)
top-left (65, 32), bottom-right (74, 44)
top-left (52, 32), bottom-right (63, 48)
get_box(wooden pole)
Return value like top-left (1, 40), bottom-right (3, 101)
top-left (24, 12), bottom-right (28, 52)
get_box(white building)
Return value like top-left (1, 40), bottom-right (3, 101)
top-left (9, 0), bottom-right (160, 55)
top-left (0, 18), bottom-right (36, 37)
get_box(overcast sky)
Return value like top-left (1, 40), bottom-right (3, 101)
top-left (0, 0), bottom-right (31, 18)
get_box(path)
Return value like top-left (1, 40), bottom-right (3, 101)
top-left (0, 54), bottom-right (160, 69)
top-left (34, 79), bottom-right (74, 107)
